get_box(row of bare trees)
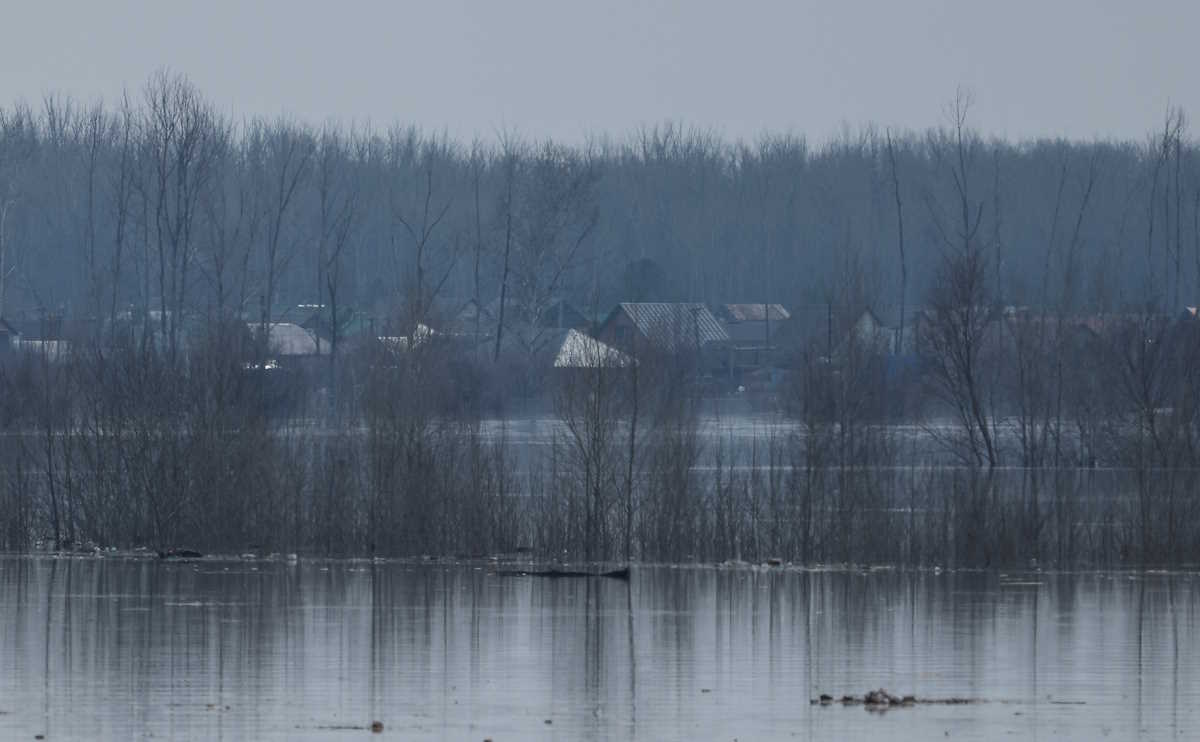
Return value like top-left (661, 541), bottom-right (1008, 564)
top-left (8, 79), bottom-right (1200, 334)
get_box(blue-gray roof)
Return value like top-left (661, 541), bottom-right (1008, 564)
top-left (617, 303), bottom-right (729, 351)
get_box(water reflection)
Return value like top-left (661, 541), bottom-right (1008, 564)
top-left (0, 557), bottom-right (1197, 740)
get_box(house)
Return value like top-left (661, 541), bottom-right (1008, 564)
top-left (596, 302), bottom-right (731, 378)
top-left (450, 297), bottom-right (491, 336)
top-left (552, 329), bottom-right (630, 368)
top-left (248, 322), bottom-right (329, 357)
top-left (295, 305), bottom-right (374, 345)
top-left (713, 303), bottom-right (790, 373)
top-left (837, 309), bottom-right (903, 358)
top-left (8, 315), bottom-right (84, 361)
top-left (485, 326), bottom-right (630, 398)
top-left (713, 303), bottom-right (790, 344)
top-left (598, 303), bottom-right (729, 354)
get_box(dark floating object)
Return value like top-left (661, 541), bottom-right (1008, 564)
top-left (157, 548), bottom-right (203, 560)
top-left (811, 689), bottom-right (975, 709)
top-left (371, 720), bottom-right (384, 733)
top-left (495, 566), bottom-right (631, 580)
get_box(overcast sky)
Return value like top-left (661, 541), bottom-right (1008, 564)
top-left (1, 0), bottom-right (1195, 143)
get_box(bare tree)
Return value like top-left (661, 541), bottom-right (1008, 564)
top-left (106, 93), bottom-right (138, 336)
top-left (921, 89), bottom-right (1000, 468)
top-left (468, 139), bottom-right (488, 358)
top-left (314, 126), bottom-right (361, 416)
top-left (142, 70), bottom-right (224, 363)
top-left (251, 119), bottom-right (313, 333)
top-left (503, 140), bottom-right (600, 361)
top-left (1145, 108), bottom-right (1184, 306)
top-left (922, 245), bottom-right (999, 468)
top-left (392, 132), bottom-right (457, 338)
top-left (493, 133), bottom-right (523, 363)
top-left (885, 129), bottom-right (907, 355)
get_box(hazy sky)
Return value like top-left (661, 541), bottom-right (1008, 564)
top-left (1, 0), bottom-right (1195, 143)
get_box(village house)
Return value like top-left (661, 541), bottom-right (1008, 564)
top-left (837, 308), bottom-right (906, 358)
top-left (597, 302), bottom-right (730, 376)
top-left (248, 322), bottom-right (330, 360)
top-left (292, 304), bottom-right (375, 346)
top-left (551, 328), bottom-right (629, 369)
top-left (5, 315), bottom-right (89, 361)
top-left (713, 303), bottom-right (790, 374)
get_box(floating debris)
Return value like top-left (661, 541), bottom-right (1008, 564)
top-left (494, 566), bottom-right (630, 580)
top-left (157, 548), bottom-right (203, 560)
top-left (811, 689), bottom-right (978, 709)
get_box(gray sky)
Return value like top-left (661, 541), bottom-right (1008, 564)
top-left (1, 0), bottom-right (1195, 143)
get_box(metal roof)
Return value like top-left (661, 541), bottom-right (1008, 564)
top-left (617, 303), bottom-right (729, 351)
top-left (716, 304), bottom-right (791, 323)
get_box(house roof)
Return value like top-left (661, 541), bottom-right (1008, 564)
top-left (715, 304), bottom-right (791, 323)
top-left (615, 303), bottom-right (729, 351)
top-left (251, 322), bottom-right (329, 356)
top-left (553, 329), bottom-right (630, 368)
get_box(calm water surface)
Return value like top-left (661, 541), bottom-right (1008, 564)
top-left (0, 556), bottom-right (1197, 741)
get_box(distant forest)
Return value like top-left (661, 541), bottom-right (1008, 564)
top-left (0, 74), bottom-right (1195, 330)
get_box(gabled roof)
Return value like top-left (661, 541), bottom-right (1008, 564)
top-left (553, 329), bottom-right (630, 368)
top-left (714, 304), bottom-right (791, 323)
top-left (614, 303), bottom-right (729, 351)
top-left (250, 322), bottom-right (329, 356)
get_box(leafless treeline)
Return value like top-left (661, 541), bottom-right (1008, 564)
top-left (4, 78), bottom-right (1200, 323)
top-left (2, 77), bottom-right (1200, 566)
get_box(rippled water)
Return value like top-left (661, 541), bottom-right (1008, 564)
top-left (0, 556), bottom-right (1197, 741)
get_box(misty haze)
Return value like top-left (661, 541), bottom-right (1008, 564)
top-left (2, 3), bottom-right (1200, 740)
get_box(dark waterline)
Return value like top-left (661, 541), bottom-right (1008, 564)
top-left (1, 556), bottom-right (1198, 740)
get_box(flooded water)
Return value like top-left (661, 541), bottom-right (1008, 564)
top-left (1, 556), bottom-right (1197, 741)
